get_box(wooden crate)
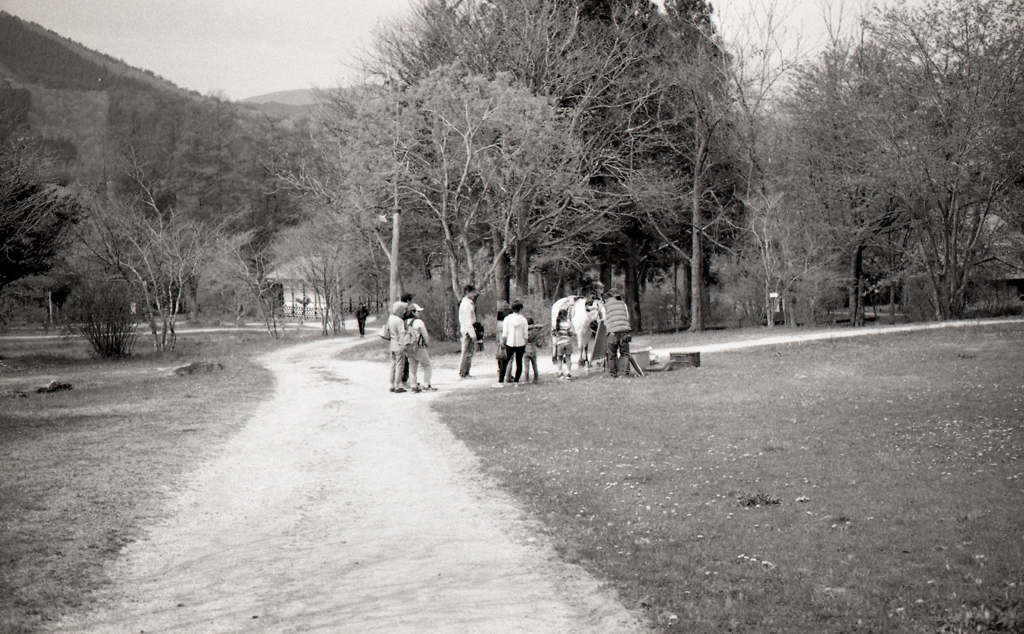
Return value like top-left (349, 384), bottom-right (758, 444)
top-left (670, 351), bottom-right (701, 367)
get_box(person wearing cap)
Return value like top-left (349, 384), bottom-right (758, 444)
top-left (404, 303), bottom-right (434, 393)
top-left (602, 284), bottom-right (632, 378)
top-left (387, 300), bottom-right (409, 392)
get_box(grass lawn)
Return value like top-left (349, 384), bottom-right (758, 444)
top-left (0, 327), bottom-right (320, 634)
top-left (434, 321), bottom-right (1024, 633)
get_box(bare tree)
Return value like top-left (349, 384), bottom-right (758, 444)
top-left (272, 215), bottom-right (350, 335)
top-left (77, 160), bottom-right (241, 350)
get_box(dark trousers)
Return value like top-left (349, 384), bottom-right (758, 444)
top-left (459, 333), bottom-right (475, 377)
top-left (523, 354), bottom-right (539, 382)
top-left (506, 345), bottom-right (525, 382)
top-left (357, 318), bottom-right (366, 336)
top-left (606, 332), bottom-right (631, 377)
top-left (497, 350), bottom-right (510, 383)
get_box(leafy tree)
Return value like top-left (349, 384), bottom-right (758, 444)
top-left (1, 115), bottom-right (81, 296)
top-left (860, 0), bottom-right (1024, 319)
top-left (784, 37), bottom-right (902, 325)
top-left (367, 0), bottom-right (725, 328)
top-left (306, 66), bottom-right (593, 324)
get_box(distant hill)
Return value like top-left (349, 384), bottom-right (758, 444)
top-left (0, 11), bottom-right (319, 185)
top-left (243, 89), bottom-right (317, 107)
top-left (240, 89), bottom-right (317, 118)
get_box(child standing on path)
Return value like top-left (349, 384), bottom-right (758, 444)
top-left (523, 318), bottom-right (543, 383)
top-left (552, 307), bottom-right (574, 379)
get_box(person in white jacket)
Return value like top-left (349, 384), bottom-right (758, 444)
top-left (387, 301), bottom-right (409, 392)
top-left (500, 300), bottom-right (529, 384)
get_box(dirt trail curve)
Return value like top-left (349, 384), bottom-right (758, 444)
top-left (48, 338), bottom-right (650, 634)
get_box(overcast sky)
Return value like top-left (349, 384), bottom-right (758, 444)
top-left (3, 0), bottom-right (880, 101)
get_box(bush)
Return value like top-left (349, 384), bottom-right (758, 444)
top-left (640, 286), bottom-right (689, 333)
top-left (65, 280), bottom-right (138, 357)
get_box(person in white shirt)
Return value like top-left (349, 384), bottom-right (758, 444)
top-left (501, 300), bottom-right (529, 384)
top-left (457, 285), bottom-right (479, 378)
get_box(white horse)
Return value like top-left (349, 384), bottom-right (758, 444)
top-left (551, 296), bottom-right (603, 371)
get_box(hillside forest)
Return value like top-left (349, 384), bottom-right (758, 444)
top-left (1, 0), bottom-right (1022, 353)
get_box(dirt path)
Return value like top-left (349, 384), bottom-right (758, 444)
top-left (48, 338), bottom-right (650, 634)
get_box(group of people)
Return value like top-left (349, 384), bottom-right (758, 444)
top-left (456, 282), bottom-right (633, 386)
top-left (493, 301), bottom-right (545, 386)
top-left (383, 293), bottom-right (434, 394)
top-left (384, 281), bottom-right (633, 392)
top-left (549, 281), bottom-right (633, 380)
top-left (456, 286), bottom-right (543, 386)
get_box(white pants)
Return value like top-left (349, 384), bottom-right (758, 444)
top-left (407, 346), bottom-right (432, 387)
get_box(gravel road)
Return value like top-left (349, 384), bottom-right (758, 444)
top-left (48, 337), bottom-right (650, 634)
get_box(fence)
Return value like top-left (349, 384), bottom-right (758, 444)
top-left (282, 298), bottom-right (387, 321)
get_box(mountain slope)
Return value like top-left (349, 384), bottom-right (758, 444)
top-left (0, 11), bottom-right (193, 96)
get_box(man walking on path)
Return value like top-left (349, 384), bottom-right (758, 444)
top-left (355, 303), bottom-right (369, 337)
top-left (458, 285), bottom-right (479, 378)
top-left (602, 285), bottom-right (632, 378)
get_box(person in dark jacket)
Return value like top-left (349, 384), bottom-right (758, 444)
top-left (494, 302), bottom-right (512, 384)
top-left (399, 293), bottom-right (414, 386)
top-left (602, 285), bottom-right (632, 378)
top-left (356, 303), bottom-right (369, 337)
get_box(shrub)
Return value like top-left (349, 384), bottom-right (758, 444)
top-left (65, 280), bottom-right (138, 357)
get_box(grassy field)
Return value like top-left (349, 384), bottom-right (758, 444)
top-left (434, 322), bottom-right (1024, 633)
top-left (0, 327), bottom-right (319, 634)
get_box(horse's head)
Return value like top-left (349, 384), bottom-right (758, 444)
top-left (584, 298), bottom-right (603, 322)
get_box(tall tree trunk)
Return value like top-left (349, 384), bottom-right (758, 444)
top-left (849, 244), bottom-right (864, 327)
top-left (680, 259), bottom-right (691, 329)
top-left (690, 189), bottom-right (704, 333)
top-left (491, 226), bottom-right (509, 309)
top-left (690, 130), bottom-right (707, 333)
top-left (599, 263), bottom-right (612, 291)
top-left (389, 209), bottom-right (401, 306)
top-left (624, 257), bottom-right (641, 332)
top-left (672, 263), bottom-right (678, 332)
top-left (512, 239), bottom-right (530, 300)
